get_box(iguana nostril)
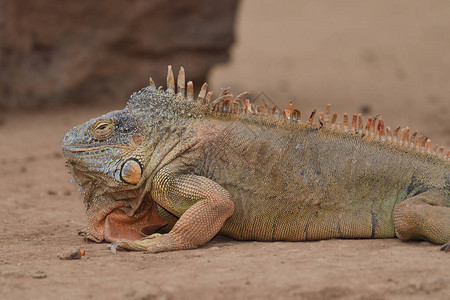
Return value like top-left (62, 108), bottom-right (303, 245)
top-left (63, 133), bottom-right (72, 144)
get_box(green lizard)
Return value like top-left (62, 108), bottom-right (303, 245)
top-left (62, 66), bottom-right (450, 253)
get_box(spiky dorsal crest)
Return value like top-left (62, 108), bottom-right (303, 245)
top-left (143, 66), bottom-right (449, 162)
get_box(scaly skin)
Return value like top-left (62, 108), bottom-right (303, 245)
top-left (62, 66), bottom-right (450, 253)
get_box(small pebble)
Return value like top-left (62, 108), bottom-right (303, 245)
top-left (31, 271), bottom-right (47, 279)
top-left (58, 249), bottom-right (82, 260)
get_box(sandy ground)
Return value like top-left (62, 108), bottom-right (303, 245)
top-left (1, 1), bottom-right (450, 299)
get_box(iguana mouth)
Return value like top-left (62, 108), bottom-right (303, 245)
top-left (87, 198), bottom-right (167, 243)
top-left (65, 145), bottom-right (131, 153)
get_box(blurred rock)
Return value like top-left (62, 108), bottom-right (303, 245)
top-left (31, 271), bottom-right (47, 279)
top-left (0, 0), bottom-right (239, 109)
top-left (57, 248), bottom-right (82, 260)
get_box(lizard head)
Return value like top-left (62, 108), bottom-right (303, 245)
top-left (62, 108), bottom-right (145, 185)
top-left (62, 66), bottom-right (210, 243)
top-left (62, 106), bottom-right (167, 243)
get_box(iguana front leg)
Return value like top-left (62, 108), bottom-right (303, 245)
top-left (393, 189), bottom-right (450, 251)
top-left (111, 168), bottom-right (234, 253)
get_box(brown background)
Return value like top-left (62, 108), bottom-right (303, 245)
top-left (1, 1), bottom-right (449, 299)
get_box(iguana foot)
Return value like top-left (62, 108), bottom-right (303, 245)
top-left (440, 242), bottom-right (450, 252)
top-left (393, 190), bottom-right (450, 245)
top-left (77, 228), bottom-right (89, 236)
top-left (108, 233), bottom-right (190, 254)
top-left (108, 234), bottom-right (161, 253)
top-left (108, 239), bottom-right (151, 254)
top-left (77, 227), bottom-right (104, 242)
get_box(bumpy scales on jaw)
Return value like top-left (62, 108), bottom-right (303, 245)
top-left (63, 65), bottom-right (450, 254)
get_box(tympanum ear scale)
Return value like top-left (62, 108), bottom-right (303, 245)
top-left (120, 159), bottom-right (142, 185)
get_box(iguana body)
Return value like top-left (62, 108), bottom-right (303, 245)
top-left (62, 66), bottom-right (450, 253)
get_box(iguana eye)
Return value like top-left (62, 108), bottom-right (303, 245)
top-left (92, 120), bottom-right (115, 139)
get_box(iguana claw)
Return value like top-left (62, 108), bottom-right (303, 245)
top-left (77, 228), bottom-right (89, 236)
top-left (107, 242), bottom-right (119, 254)
top-left (78, 228), bottom-right (103, 242)
top-left (440, 242), bottom-right (450, 252)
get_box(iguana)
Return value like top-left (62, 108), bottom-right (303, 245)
top-left (62, 66), bottom-right (450, 253)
